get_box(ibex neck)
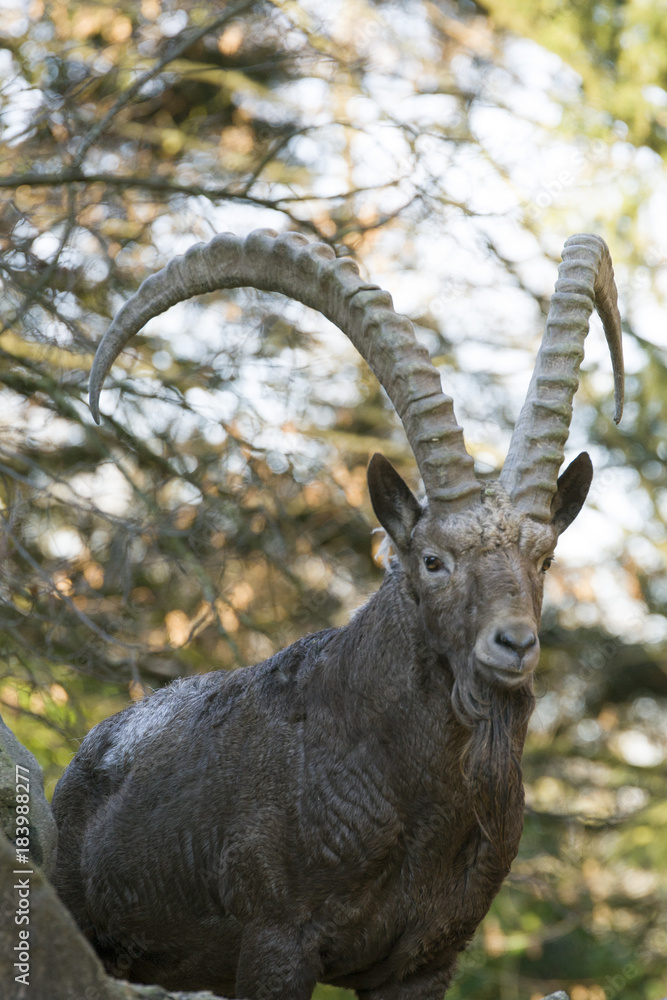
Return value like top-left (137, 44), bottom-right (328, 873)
top-left (331, 564), bottom-right (458, 729)
top-left (327, 564), bottom-right (533, 805)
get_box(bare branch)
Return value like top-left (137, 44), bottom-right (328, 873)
top-left (69, 0), bottom-right (262, 170)
top-left (0, 170), bottom-right (400, 207)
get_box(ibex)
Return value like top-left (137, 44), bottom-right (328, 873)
top-left (52, 230), bottom-right (624, 999)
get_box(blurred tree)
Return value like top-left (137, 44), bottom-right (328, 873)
top-left (0, 1), bottom-right (666, 998)
top-left (484, 0), bottom-right (667, 155)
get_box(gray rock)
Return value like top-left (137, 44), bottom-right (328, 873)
top-left (0, 828), bottom-right (229, 999)
top-left (0, 713), bottom-right (58, 878)
top-left (542, 994), bottom-right (570, 1000)
top-left (1, 826), bottom-right (122, 1000)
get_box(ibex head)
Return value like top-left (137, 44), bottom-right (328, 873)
top-left (367, 450), bottom-right (591, 707)
top-left (89, 230), bottom-right (623, 708)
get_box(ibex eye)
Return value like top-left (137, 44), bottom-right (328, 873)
top-left (424, 555), bottom-right (444, 572)
top-left (541, 557), bottom-right (553, 573)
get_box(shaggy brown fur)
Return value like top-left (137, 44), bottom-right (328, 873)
top-left (51, 454), bottom-right (592, 1000)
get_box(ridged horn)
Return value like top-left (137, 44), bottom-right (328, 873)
top-left (89, 229), bottom-right (480, 511)
top-left (499, 234), bottom-right (624, 520)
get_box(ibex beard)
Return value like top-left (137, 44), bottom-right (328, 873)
top-left (51, 229), bottom-right (623, 1000)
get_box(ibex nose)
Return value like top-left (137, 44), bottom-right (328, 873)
top-left (494, 624), bottom-right (537, 656)
top-left (476, 620), bottom-right (539, 686)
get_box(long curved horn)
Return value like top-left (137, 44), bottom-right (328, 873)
top-left (499, 234), bottom-right (624, 522)
top-left (89, 229), bottom-right (480, 511)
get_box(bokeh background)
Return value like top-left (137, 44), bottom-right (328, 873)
top-left (1, 1), bottom-right (666, 997)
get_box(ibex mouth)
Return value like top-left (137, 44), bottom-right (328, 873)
top-left (474, 622), bottom-right (540, 689)
top-left (487, 665), bottom-right (535, 690)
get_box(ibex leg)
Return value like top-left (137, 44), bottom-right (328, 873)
top-left (358, 949), bottom-right (459, 1000)
top-left (235, 924), bottom-right (321, 1000)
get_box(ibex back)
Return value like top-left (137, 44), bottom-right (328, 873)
top-left (52, 231), bottom-right (624, 1000)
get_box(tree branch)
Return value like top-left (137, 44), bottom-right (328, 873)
top-left (69, 0), bottom-right (262, 170)
top-left (0, 169), bottom-right (397, 206)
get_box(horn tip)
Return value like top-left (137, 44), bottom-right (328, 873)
top-left (614, 384), bottom-right (624, 424)
top-left (89, 389), bottom-right (101, 424)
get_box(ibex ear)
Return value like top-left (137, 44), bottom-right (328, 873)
top-left (550, 452), bottom-right (593, 535)
top-left (367, 453), bottom-right (422, 552)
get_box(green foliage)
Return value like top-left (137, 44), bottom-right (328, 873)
top-left (484, 0), bottom-right (667, 153)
